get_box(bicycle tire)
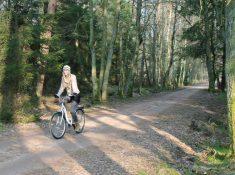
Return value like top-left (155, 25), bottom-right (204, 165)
top-left (74, 109), bottom-right (85, 134)
top-left (50, 112), bottom-right (66, 139)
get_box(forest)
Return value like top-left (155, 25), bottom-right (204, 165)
top-left (0, 0), bottom-right (235, 174)
top-left (0, 0), bottom-right (224, 119)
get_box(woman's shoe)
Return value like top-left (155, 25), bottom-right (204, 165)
top-left (74, 122), bottom-right (81, 132)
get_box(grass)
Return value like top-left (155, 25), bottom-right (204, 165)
top-left (14, 95), bottom-right (40, 123)
top-left (0, 94), bottom-right (40, 124)
top-left (187, 142), bottom-right (235, 175)
top-left (156, 163), bottom-right (181, 175)
top-left (0, 122), bottom-right (5, 132)
top-left (138, 171), bottom-right (148, 175)
top-left (193, 115), bottom-right (235, 175)
top-left (216, 91), bottom-right (227, 101)
top-left (205, 144), bottom-right (233, 166)
top-left (138, 163), bottom-right (181, 175)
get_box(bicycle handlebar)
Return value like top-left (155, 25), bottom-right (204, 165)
top-left (58, 96), bottom-right (70, 104)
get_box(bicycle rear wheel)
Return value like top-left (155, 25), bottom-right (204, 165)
top-left (74, 109), bottom-right (85, 134)
top-left (50, 112), bottom-right (66, 139)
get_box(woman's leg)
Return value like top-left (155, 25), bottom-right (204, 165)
top-left (71, 100), bottom-right (78, 123)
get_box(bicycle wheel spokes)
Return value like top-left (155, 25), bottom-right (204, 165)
top-left (75, 110), bottom-right (85, 133)
top-left (50, 112), bottom-right (66, 139)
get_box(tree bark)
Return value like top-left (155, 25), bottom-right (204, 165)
top-left (139, 0), bottom-right (147, 93)
top-left (125, 0), bottom-right (142, 96)
top-left (221, 0), bottom-right (226, 92)
top-left (201, 0), bottom-right (215, 91)
top-left (36, 0), bottom-right (57, 100)
top-left (163, 2), bottom-right (177, 88)
top-left (226, 0), bottom-right (235, 155)
top-left (221, 42), bottom-right (226, 91)
top-left (0, 3), bottom-right (21, 122)
top-left (99, 0), bottom-right (108, 97)
top-left (89, 0), bottom-right (98, 101)
top-left (101, 0), bottom-right (121, 101)
top-left (152, 9), bottom-right (157, 86)
top-left (157, 1), bottom-right (166, 87)
top-left (118, 27), bottom-right (125, 97)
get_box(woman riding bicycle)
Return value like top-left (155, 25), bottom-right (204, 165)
top-left (54, 65), bottom-right (81, 131)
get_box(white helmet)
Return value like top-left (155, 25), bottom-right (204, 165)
top-left (63, 65), bottom-right (71, 71)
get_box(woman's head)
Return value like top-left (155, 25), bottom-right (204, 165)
top-left (63, 65), bottom-right (71, 76)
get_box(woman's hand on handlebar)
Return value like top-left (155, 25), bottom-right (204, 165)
top-left (54, 94), bottom-right (60, 103)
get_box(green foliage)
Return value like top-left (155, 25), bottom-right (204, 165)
top-left (137, 163), bottom-right (181, 175)
top-left (0, 0), bottom-right (216, 122)
top-left (13, 94), bottom-right (40, 123)
top-left (207, 146), bottom-right (232, 163)
top-left (137, 171), bottom-right (148, 175)
top-left (0, 122), bottom-right (4, 132)
top-left (0, 11), bottom-right (10, 91)
top-left (179, 0), bottom-right (226, 90)
top-left (155, 163), bottom-right (181, 175)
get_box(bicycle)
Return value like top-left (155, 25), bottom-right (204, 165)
top-left (50, 96), bottom-right (85, 139)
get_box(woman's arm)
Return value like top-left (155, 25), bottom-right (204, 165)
top-left (71, 74), bottom-right (80, 94)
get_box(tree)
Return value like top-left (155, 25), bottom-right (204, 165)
top-left (163, 1), bottom-right (178, 88)
top-left (36, 0), bottom-right (57, 100)
top-left (101, 0), bottom-right (121, 101)
top-left (89, 0), bottom-right (98, 101)
top-left (201, 0), bottom-right (216, 91)
top-left (226, 0), bottom-right (235, 155)
top-left (151, 5), bottom-right (157, 87)
top-left (0, 0), bottom-right (22, 122)
top-left (124, 0), bottom-right (142, 97)
top-left (179, 0), bottom-right (225, 91)
top-left (0, 0), bottom-right (210, 122)
top-left (98, 0), bottom-right (108, 99)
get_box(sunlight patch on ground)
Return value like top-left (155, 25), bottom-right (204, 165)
top-left (151, 126), bottom-right (197, 156)
top-left (186, 85), bottom-right (208, 89)
top-left (16, 124), bottom-right (90, 175)
top-left (89, 109), bottom-right (139, 131)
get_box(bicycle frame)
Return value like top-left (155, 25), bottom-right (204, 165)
top-left (59, 98), bottom-right (73, 126)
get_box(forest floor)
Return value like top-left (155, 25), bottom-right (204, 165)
top-left (0, 84), bottom-right (234, 175)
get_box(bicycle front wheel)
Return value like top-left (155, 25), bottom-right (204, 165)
top-left (50, 112), bottom-right (66, 139)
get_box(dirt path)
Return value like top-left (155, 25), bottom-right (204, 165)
top-left (0, 84), bottom-right (226, 175)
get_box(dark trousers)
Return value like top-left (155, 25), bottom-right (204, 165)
top-left (69, 94), bottom-right (80, 123)
top-left (71, 100), bottom-right (79, 122)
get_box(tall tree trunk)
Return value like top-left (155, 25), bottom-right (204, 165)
top-left (176, 58), bottom-right (182, 87)
top-left (99, 0), bottom-right (108, 97)
top-left (144, 56), bottom-right (151, 86)
top-left (101, 0), bottom-right (120, 101)
top-left (0, 4), bottom-right (21, 122)
top-left (221, 42), bottom-right (226, 91)
top-left (210, 3), bottom-right (218, 90)
top-left (139, 36), bottom-right (146, 92)
top-left (152, 9), bottom-right (157, 86)
top-left (158, 1), bottom-right (166, 87)
top-left (36, 0), bottom-right (57, 100)
top-left (166, 2), bottom-right (173, 63)
top-left (118, 27), bottom-right (125, 97)
top-left (163, 1), bottom-right (177, 88)
top-left (201, 0), bottom-right (215, 91)
top-left (180, 59), bottom-right (186, 87)
top-left (139, 0), bottom-right (147, 93)
top-left (226, 0), bottom-right (235, 155)
top-left (89, 0), bottom-right (98, 101)
top-left (125, 0), bottom-right (142, 96)
top-left (221, 0), bottom-right (226, 92)
top-left (205, 55), bottom-right (215, 91)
